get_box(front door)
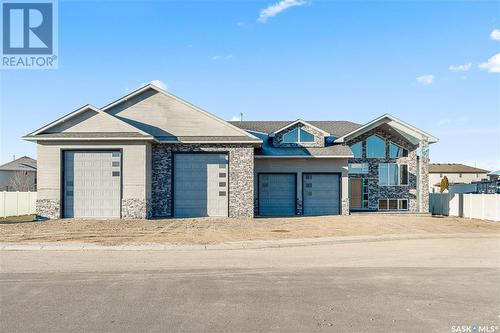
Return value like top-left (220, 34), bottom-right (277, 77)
top-left (349, 178), bottom-right (363, 209)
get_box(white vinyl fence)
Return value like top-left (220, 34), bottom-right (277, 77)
top-left (0, 191), bottom-right (37, 218)
top-left (429, 193), bottom-right (500, 222)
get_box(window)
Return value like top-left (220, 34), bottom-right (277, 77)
top-left (351, 142), bottom-right (363, 159)
top-left (282, 128), bottom-right (315, 143)
top-left (348, 163), bottom-right (369, 174)
top-left (459, 173), bottom-right (462, 178)
top-left (366, 135), bottom-right (385, 158)
top-left (112, 171), bottom-right (120, 177)
top-left (378, 199), bottom-right (408, 210)
top-left (379, 163), bottom-right (408, 186)
top-left (389, 142), bottom-right (408, 158)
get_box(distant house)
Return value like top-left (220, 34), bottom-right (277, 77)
top-left (488, 170), bottom-right (500, 182)
top-left (429, 163), bottom-right (489, 193)
top-left (0, 156), bottom-right (37, 191)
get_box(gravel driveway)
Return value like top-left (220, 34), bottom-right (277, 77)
top-left (1, 214), bottom-right (499, 245)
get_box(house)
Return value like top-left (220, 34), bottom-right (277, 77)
top-left (429, 163), bottom-right (489, 193)
top-left (24, 84), bottom-right (437, 219)
top-left (0, 156), bottom-right (37, 191)
top-left (488, 170), bottom-right (500, 182)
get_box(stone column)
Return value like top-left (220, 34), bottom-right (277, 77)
top-left (418, 139), bottom-right (430, 213)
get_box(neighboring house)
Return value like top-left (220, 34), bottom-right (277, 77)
top-left (429, 164), bottom-right (489, 193)
top-left (0, 156), bottom-right (37, 191)
top-left (488, 170), bottom-right (500, 182)
top-left (24, 84), bottom-right (437, 219)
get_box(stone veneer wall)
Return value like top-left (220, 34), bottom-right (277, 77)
top-left (273, 123), bottom-right (325, 148)
top-left (121, 199), bottom-right (152, 219)
top-left (151, 144), bottom-right (254, 218)
top-left (346, 128), bottom-right (420, 211)
top-left (418, 140), bottom-right (430, 213)
top-left (36, 199), bottom-right (60, 220)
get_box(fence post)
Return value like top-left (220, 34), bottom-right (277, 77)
top-left (2, 191), bottom-right (5, 218)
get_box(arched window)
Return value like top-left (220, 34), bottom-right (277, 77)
top-left (366, 135), bottom-right (385, 158)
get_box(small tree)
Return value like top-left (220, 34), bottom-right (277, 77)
top-left (9, 171), bottom-right (32, 191)
top-left (440, 176), bottom-right (449, 193)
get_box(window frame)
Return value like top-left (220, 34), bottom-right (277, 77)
top-left (378, 199), bottom-right (409, 211)
top-left (389, 142), bottom-right (408, 158)
top-left (282, 127), bottom-right (315, 143)
top-left (378, 163), bottom-right (409, 186)
top-left (366, 135), bottom-right (386, 158)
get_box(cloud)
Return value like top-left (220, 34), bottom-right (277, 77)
top-left (236, 21), bottom-right (246, 27)
top-left (416, 74), bottom-right (434, 85)
top-left (449, 63), bottom-right (472, 72)
top-left (478, 53), bottom-right (500, 73)
top-left (150, 80), bottom-right (168, 90)
top-left (490, 29), bottom-right (500, 41)
top-left (257, 0), bottom-right (307, 23)
top-left (212, 54), bottom-right (233, 61)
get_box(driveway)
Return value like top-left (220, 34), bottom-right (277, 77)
top-left (1, 236), bottom-right (499, 332)
top-left (1, 215), bottom-right (499, 245)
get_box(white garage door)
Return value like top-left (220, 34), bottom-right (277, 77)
top-left (258, 174), bottom-right (296, 216)
top-left (64, 151), bottom-right (121, 218)
top-left (174, 153), bottom-right (228, 217)
top-left (303, 173), bottom-right (340, 215)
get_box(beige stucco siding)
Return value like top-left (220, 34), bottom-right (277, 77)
top-left (106, 90), bottom-right (248, 138)
top-left (254, 158), bottom-right (349, 214)
top-left (37, 141), bottom-right (150, 202)
top-left (46, 110), bottom-right (139, 133)
top-left (429, 172), bottom-right (488, 192)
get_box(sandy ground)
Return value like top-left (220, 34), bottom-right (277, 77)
top-left (1, 214), bottom-right (499, 245)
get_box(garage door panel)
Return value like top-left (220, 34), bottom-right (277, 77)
top-left (64, 151), bottom-right (121, 218)
top-left (303, 173), bottom-right (340, 216)
top-left (174, 154), bottom-right (228, 218)
top-left (258, 174), bottom-right (296, 216)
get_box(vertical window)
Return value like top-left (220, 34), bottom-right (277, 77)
top-left (351, 142), bottom-right (363, 159)
top-left (400, 164), bottom-right (408, 185)
top-left (379, 164), bottom-right (408, 186)
top-left (366, 135), bottom-right (386, 158)
top-left (389, 142), bottom-right (408, 158)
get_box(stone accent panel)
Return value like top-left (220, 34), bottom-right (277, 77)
top-left (296, 198), bottom-right (303, 215)
top-left (418, 139), bottom-right (430, 213)
top-left (36, 199), bottom-right (60, 220)
top-left (341, 197), bottom-right (349, 215)
top-left (151, 144), bottom-right (254, 218)
top-left (346, 127), bottom-right (419, 212)
top-left (121, 198), bottom-right (151, 219)
top-left (273, 122), bottom-right (326, 148)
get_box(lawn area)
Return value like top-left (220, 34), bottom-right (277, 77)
top-left (0, 215), bottom-right (36, 224)
top-left (0, 214), bottom-right (499, 245)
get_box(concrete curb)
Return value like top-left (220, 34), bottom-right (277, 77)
top-left (0, 233), bottom-right (498, 251)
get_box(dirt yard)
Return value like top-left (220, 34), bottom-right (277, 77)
top-left (1, 214), bottom-right (499, 245)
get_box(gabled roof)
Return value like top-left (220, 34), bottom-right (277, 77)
top-left (488, 170), bottom-right (500, 176)
top-left (24, 105), bottom-right (155, 141)
top-left (0, 156), bottom-right (36, 171)
top-left (429, 164), bottom-right (489, 174)
top-left (101, 84), bottom-right (261, 143)
top-left (229, 120), bottom-right (362, 137)
top-left (270, 119), bottom-right (330, 136)
top-left (334, 114), bottom-right (438, 144)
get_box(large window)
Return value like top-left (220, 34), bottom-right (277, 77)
top-left (350, 142), bottom-right (363, 159)
top-left (389, 142), bottom-right (408, 158)
top-left (379, 163), bottom-right (409, 186)
top-left (378, 199), bottom-right (408, 211)
top-left (348, 163), bottom-right (369, 174)
top-left (366, 135), bottom-right (385, 158)
top-left (282, 128), bottom-right (315, 143)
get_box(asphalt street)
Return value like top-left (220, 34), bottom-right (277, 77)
top-left (1, 237), bottom-right (499, 332)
